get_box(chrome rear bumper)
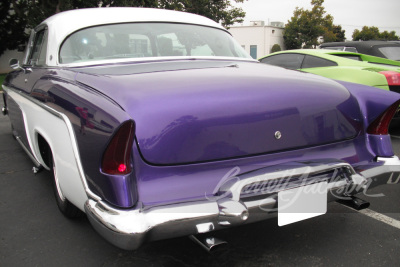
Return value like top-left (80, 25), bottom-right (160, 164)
top-left (85, 157), bottom-right (400, 250)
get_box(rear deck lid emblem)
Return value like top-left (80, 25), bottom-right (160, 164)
top-left (275, 131), bottom-right (282, 140)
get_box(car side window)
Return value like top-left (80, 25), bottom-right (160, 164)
top-left (301, 55), bottom-right (337, 69)
top-left (332, 54), bottom-right (362, 61)
top-left (260, 54), bottom-right (305, 69)
top-left (321, 46), bottom-right (344, 51)
top-left (344, 47), bottom-right (358, 53)
top-left (28, 29), bottom-right (48, 66)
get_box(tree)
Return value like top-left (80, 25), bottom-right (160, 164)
top-left (0, 0), bottom-right (246, 56)
top-left (352, 26), bottom-right (379, 41)
top-left (380, 30), bottom-right (399, 41)
top-left (352, 26), bottom-right (399, 41)
top-left (282, 7), bottom-right (303, 50)
top-left (161, 0), bottom-right (245, 28)
top-left (0, 1), bottom-right (29, 57)
top-left (332, 25), bottom-right (346, 41)
top-left (283, 0), bottom-right (345, 49)
top-left (323, 24), bottom-right (345, 43)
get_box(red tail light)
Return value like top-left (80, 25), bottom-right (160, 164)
top-left (379, 71), bottom-right (400, 86)
top-left (367, 100), bottom-right (400, 135)
top-left (101, 121), bottom-right (135, 175)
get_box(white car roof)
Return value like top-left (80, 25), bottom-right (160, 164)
top-left (38, 7), bottom-right (226, 66)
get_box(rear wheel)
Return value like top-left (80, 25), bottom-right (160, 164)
top-left (49, 152), bottom-right (83, 218)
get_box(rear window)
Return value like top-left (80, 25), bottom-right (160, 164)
top-left (59, 23), bottom-right (250, 64)
top-left (378, 47), bottom-right (400, 61)
top-left (301, 55), bottom-right (338, 68)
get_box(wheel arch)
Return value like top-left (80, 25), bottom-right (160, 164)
top-left (25, 110), bottom-right (89, 211)
top-left (36, 131), bottom-right (52, 170)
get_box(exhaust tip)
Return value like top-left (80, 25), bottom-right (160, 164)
top-left (337, 196), bottom-right (370, 211)
top-left (189, 235), bottom-right (227, 253)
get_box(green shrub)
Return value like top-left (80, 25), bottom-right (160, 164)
top-left (270, 44), bottom-right (282, 53)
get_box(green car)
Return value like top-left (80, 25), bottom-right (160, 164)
top-left (259, 49), bottom-right (400, 92)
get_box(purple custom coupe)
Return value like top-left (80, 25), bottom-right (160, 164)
top-left (3, 7), bottom-right (400, 251)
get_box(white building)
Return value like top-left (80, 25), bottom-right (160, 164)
top-left (229, 21), bottom-right (285, 59)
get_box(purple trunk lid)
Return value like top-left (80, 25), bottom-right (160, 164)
top-left (76, 60), bottom-right (362, 165)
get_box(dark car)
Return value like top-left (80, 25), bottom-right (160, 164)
top-left (3, 7), bottom-right (400, 251)
top-left (321, 41), bottom-right (400, 61)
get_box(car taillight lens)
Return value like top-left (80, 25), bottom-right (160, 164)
top-left (367, 100), bottom-right (400, 135)
top-left (379, 71), bottom-right (400, 86)
top-left (101, 120), bottom-right (135, 175)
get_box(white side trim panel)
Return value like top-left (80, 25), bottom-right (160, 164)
top-left (5, 87), bottom-right (97, 211)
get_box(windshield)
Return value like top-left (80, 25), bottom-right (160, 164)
top-left (60, 23), bottom-right (250, 64)
top-left (378, 46), bottom-right (400, 61)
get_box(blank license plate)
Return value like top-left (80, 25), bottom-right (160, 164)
top-left (278, 182), bottom-right (328, 226)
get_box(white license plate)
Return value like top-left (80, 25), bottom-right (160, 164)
top-left (278, 182), bottom-right (328, 226)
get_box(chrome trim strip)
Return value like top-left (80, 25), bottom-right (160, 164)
top-left (3, 85), bottom-right (101, 202)
top-left (59, 56), bottom-right (257, 68)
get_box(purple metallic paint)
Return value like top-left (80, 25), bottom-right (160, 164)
top-left (367, 134), bottom-right (394, 157)
top-left (46, 77), bottom-right (137, 208)
top-left (6, 69), bottom-right (138, 208)
top-left (71, 60), bottom-right (400, 207)
top-left (98, 172), bottom-right (138, 207)
top-left (336, 80), bottom-right (400, 127)
top-left (76, 60), bottom-right (363, 165)
top-left (133, 135), bottom-right (371, 206)
top-left (5, 69), bottom-right (52, 152)
top-left (6, 59), bottom-right (400, 209)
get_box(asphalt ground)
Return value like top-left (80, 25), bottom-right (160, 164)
top-left (1, 108), bottom-right (400, 266)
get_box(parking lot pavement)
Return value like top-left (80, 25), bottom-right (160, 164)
top-left (1, 113), bottom-right (400, 266)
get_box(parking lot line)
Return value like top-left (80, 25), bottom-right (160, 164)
top-left (344, 206), bottom-right (400, 230)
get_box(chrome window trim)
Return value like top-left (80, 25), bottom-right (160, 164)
top-left (57, 56), bottom-right (257, 68)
